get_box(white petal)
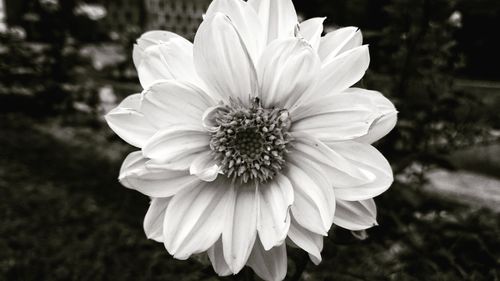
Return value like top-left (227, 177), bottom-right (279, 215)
top-left (247, 239), bottom-right (287, 281)
top-left (137, 37), bottom-right (202, 89)
top-left (333, 199), bottom-right (378, 231)
top-left (287, 157), bottom-right (335, 235)
top-left (258, 38), bottom-right (320, 109)
top-left (208, 238), bottom-right (232, 277)
top-left (141, 80), bottom-right (215, 130)
top-left (143, 197), bottom-right (171, 242)
top-left (314, 45), bottom-right (370, 97)
top-left (318, 26), bottom-right (363, 65)
top-left (291, 91), bottom-right (380, 142)
top-left (288, 216), bottom-right (324, 265)
top-left (205, 0), bottom-right (265, 60)
top-left (194, 13), bottom-right (258, 103)
top-left (133, 31), bottom-right (184, 68)
top-left (345, 88), bottom-right (398, 144)
top-left (326, 141), bottom-right (394, 201)
top-left (248, 0), bottom-right (298, 44)
top-left (299, 17), bottom-right (325, 51)
top-left (118, 151), bottom-right (200, 197)
top-left (257, 174), bottom-right (294, 250)
top-left (190, 150), bottom-right (219, 182)
top-left (105, 94), bottom-right (156, 148)
top-left (142, 125), bottom-right (210, 169)
top-left (291, 134), bottom-right (375, 187)
top-left (223, 184), bottom-right (259, 274)
top-left (163, 180), bottom-right (233, 259)
top-left (201, 105), bottom-right (224, 133)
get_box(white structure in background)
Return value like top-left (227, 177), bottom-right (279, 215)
top-left (0, 0), bottom-right (6, 32)
top-left (144, 0), bottom-right (210, 39)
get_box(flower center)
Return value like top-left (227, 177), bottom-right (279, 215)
top-left (209, 98), bottom-right (292, 184)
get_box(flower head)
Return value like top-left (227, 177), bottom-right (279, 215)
top-left (106, 0), bottom-right (397, 280)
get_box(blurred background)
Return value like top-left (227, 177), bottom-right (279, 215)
top-left (0, 0), bottom-right (499, 280)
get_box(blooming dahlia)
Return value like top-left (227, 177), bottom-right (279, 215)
top-left (105, 0), bottom-right (397, 280)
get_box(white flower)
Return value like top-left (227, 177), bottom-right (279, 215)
top-left (106, 0), bottom-right (397, 280)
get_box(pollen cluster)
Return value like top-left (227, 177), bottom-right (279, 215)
top-left (210, 98), bottom-right (292, 184)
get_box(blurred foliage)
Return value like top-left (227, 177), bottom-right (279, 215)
top-left (0, 0), bottom-right (106, 117)
top-left (359, 0), bottom-right (496, 176)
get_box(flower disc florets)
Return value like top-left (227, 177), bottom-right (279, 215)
top-left (210, 98), bottom-right (292, 184)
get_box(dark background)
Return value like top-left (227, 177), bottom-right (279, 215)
top-left (0, 0), bottom-right (499, 280)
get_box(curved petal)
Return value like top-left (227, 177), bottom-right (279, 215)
top-left (137, 37), bottom-right (197, 89)
top-left (247, 239), bottom-right (287, 281)
top-left (318, 27), bottom-right (363, 65)
top-left (287, 215), bottom-right (324, 265)
top-left (314, 45), bottom-right (370, 97)
top-left (143, 197), bottom-right (171, 242)
top-left (290, 134), bottom-right (375, 187)
top-left (141, 80), bottom-right (215, 130)
top-left (190, 150), bottom-right (220, 182)
top-left (287, 157), bottom-right (335, 235)
top-left (142, 125), bottom-right (210, 169)
top-left (118, 151), bottom-right (200, 197)
top-left (223, 183), bottom-right (259, 274)
top-left (258, 37), bottom-right (320, 109)
top-left (163, 180), bottom-right (233, 259)
top-left (105, 94), bottom-right (156, 148)
top-left (345, 88), bottom-right (398, 144)
top-left (248, 0), bottom-right (298, 44)
top-left (133, 30), bottom-right (184, 68)
top-left (194, 13), bottom-right (258, 103)
top-left (202, 105), bottom-right (224, 133)
top-left (205, 0), bottom-right (265, 60)
top-left (208, 238), bottom-right (232, 277)
top-left (326, 141), bottom-right (394, 201)
top-left (333, 199), bottom-right (378, 231)
top-left (299, 17), bottom-right (325, 52)
top-left (257, 174), bottom-right (294, 250)
top-left (291, 91), bottom-right (380, 142)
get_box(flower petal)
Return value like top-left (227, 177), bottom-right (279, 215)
top-left (223, 183), bottom-right (259, 274)
top-left (299, 17), bottom-right (325, 52)
top-left (118, 151), bottom-right (200, 197)
top-left (288, 215), bottom-right (324, 265)
top-left (326, 141), bottom-right (394, 201)
top-left (142, 125), bottom-right (210, 169)
top-left (287, 156), bottom-right (335, 235)
top-left (137, 37), bottom-right (197, 89)
top-left (133, 30), bottom-right (184, 68)
top-left (333, 199), bottom-right (378, 231)
top-left (345, 88), bottom-right (398, 144)
top-left (105, 94), bottom-right (156, 148)
top-left (141, 80), bottom-right (215, 130)
top-left (248, 0), bottom-right (298, 44)
top-left (247, 239), bottom-right (287, 281)
top-left (190, 150), bottom-right (220, 182)
top-left (208, 238), bottom-right (232, 277)
top-left (257, 174), bottom-right (294, 250)
top-left (202, 105), bottom-right (224, 133)
top-left (291, 134), bottom-right (375, 186)
top-left (194, 13), bottom-right (258, 103)
top-left (291, 91), bottom-right (380, 142)
top-left (314, 45), bottom-right (370, 97)
top-left (163, 180), bottom-right (233, 259)
top-left (318, 27), bottom-right (362, 65)
top-left (258, 38), bottom-right (320, 109)
top-left (205, 0), bottom-right (265, 60)
top-left (143, 197), bottom-right (171, 242)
